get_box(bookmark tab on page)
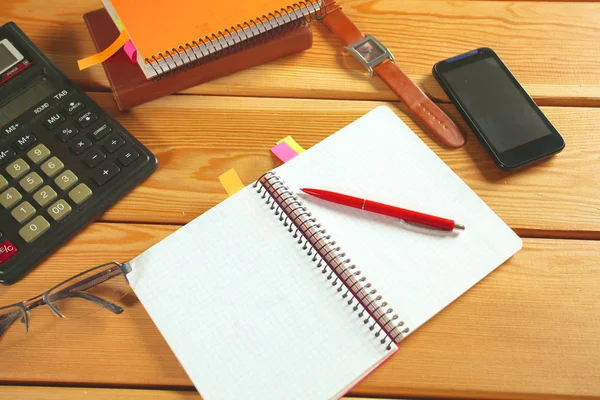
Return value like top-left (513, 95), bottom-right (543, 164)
top-left (219, 168), bottom-right (245, 196)
top-left (277, 136), bottom-right (305, 154)
top-left (77, 29), bottom-right (130, 70)
top-left (123, 40), bottom-right (137, 63)
top-left (271, 141), bottom-right (299, 163)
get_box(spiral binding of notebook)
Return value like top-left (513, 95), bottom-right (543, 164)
top-left (254, 172), bottom-right (410, 349)
top-left (145, 0), bottom-right (328, 78)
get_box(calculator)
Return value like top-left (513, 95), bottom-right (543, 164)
top-left (0, 22), bottom-right (157, 284)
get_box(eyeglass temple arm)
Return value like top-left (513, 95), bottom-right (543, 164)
top-left (50, 291), bottom-right (124, 314)
top-left (57, 265), bottom-right (122, 295)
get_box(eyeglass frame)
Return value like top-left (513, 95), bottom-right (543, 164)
top-left (0, 261), bottom-right (132, 336)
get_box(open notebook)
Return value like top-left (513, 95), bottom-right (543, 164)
top-left (125, 106), bottom-right (522, 399)
top-left (101, 0), bottom-right (324, 78)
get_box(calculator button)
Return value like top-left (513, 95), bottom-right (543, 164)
top-left (93, 162), bottom-right (121, 186)
top-left (11, 201), bottom-right (36, 224)
top-left (83, 148), bottom-right (106, 168)
top-left (70, 137), bottom-right (92, 155)
top-left (50, 89), bottom-right (70, 103)
top-left (1, 187), bottom-right (22, 209)
top-left (69, 183), bottom-right (93, 205)
top-left (54, 170), bottom-right (78, 191)
top-left (117, 147), bottom-right (140, 166)
top-left (27, 144), bottom-right (51, 164)
top-left (6, 159), bottom-right (30, 179)
top-left (43, 112), bottom-right (66, 130)
top-left (14, 133), bottom-right (37, 150)
top-left (47, 199), bottom-right (72, 221)
top-left (19, 172), bottom-right (44, 193)
top-left (57, 124), bottom-right (79, 142)
top-left (0, 148), bottom-right (16, 166)
top-left (0, 175), bottom-right (7, 191)
top-left (33, 185), bottom-right (57, 207)
top-left (90, 123), bottom-right (112, 141)
top-left (19, 216), bottom-right (51, 243)
top-left (63, 99), bottom-right (85, 116)
top-left (76, 111), bottom-right (98, 128)
top-left (41, 157), bottom-right (64, 177)
top-left (0, 240), bottom-right (18, 265)
top-left (102, 133), bottom-right (125, 153)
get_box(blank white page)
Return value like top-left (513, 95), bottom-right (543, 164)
top-left (126, 184), bottom-right (396, 400)
top-left (274, 106), bottom-right (523, 333)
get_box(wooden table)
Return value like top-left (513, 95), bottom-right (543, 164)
top-left (2, 0), bottom-right (600, 399)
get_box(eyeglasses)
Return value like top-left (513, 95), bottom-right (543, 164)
top-left (0, 262), bottom-right (131, 350)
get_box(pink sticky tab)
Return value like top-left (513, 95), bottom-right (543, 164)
top-left (123, 40), bottom-right (137, 63)
top-left (271, 141), bottom-right (299, 163)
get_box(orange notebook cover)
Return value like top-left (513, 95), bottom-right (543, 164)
top-left (102, 0), bottom-right (324, 78)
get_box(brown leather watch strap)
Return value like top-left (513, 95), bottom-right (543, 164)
top-left (320, 2), bottom-right (466, 148)
top-left (373, 61), bottom-right (465, 148)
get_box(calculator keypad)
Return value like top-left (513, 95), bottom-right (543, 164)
top-left (11, 201), bottom-right (35, 224)
top-left (19, 216), bottom-right (51, 243)
top-left (7, 159), bottom-right (30, 179)
top-left (68, 183), bottom-right (92, 205)
top-left (14, 133), bottom-right (37, 150)
top-left (27, 144), bottom-right (51, 164)
top-left (0, 81), bottom-right (154, 284)
top-left (47, 199), bottom-right (72, 221)
top-left (41, 157), bottom-right (64, 177)
top-left (33, 185), bottom-right (57, 207)
top-left (54, 170), bottom-right (78, 191)
top-left (84, 148), bottom-right (106, 168)
top-left (19, 172), bottom-right (43, 193)
top-left (1, 187), bottom-right (22, 209)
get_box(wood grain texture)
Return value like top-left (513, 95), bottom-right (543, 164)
top-left (1, 223), bottom-right (599, 400)
top-left (87, 92), bottom-right (600, 236)
top-left (0, 387), bottom-right (387, 400)
top-left (1, 0), bottom-right (600, 105)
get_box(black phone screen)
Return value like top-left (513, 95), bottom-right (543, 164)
top-left (439, 56), bottom-right (553, 153)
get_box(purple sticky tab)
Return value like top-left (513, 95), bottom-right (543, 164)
top-left (123, 40), bottom-right (137, 63)
top-left (271, 141), bottom-right (299, 163)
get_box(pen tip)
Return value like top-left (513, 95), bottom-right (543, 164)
top-left (455, 223), bottom-right (466, 231)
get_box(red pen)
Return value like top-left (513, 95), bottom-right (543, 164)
top-left (300, 188), bottom-right (465, 232)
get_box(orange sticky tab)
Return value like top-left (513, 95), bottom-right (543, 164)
top-left (219, 168), bottom-right (245, 196)
top-left (77, 30), bottom-right (130, 71)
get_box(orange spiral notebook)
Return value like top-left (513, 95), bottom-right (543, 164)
top-left (101, 0), bottom-right (325, 78)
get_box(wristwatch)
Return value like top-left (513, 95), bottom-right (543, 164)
top-left (319, 1), bottom-right (466, 148)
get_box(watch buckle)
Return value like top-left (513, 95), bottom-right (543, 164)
top-left (345, 35), bottom-right (395, 76)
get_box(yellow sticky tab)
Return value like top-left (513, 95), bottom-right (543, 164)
top-left (219, 168), bottom-right (245, 196)
top-left (116, 17), bottom-right (125, 30)
top-left (276, 136), bottom-right (305, 154)
top-left (77, 30), bottom-right (130, 71)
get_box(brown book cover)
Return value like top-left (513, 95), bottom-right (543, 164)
top-left (83, 8), bottom-right (313, 110)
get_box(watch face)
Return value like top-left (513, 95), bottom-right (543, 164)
top-left (355, 39), bottom-right (386, 63)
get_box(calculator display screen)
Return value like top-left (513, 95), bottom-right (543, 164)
top-left (0, 43), bottom-right (18, 72)
top-left (0, 79), bottom-right (55, 126)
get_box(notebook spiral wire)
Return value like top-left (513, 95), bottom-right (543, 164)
top-left (254, 172), bottom-right (410, 348)
top-left (146, 0), bottom-right (328, 79)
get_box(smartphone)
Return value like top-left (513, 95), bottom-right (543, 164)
top-left (433, 48), bottom-right (564, 170)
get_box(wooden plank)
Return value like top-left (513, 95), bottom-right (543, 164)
top-left (4, 0), bottom-right (600, 105)
top-left (0, 386), bottom-right (376, 400)
top-left (87, 92), bottom-right (600, 237)
top-left (1, 223), bottom-right (599, 399)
